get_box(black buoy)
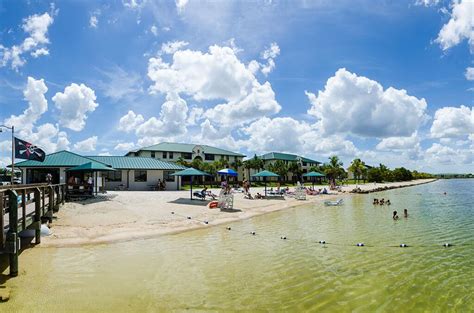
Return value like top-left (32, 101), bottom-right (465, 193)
top-left (251, 231), bottom-right (256, 235)
top-left (226, 227), bottom-right (231, 230)
top-left (400, 244), bottom-right (408, 248)
top-left (319, 240), bottom-right (326, 244)
top-left (443, 243), bottom-right (452, 247)
top-left (356, 243), bottom-right (364, 247)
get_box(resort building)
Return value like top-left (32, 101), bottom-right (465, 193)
top-left (14, 150), bottom-right (185, 191)
top-left (249, 152), bottom-right (321, 181)
top-left (126, 142), bottom-right (246, 180)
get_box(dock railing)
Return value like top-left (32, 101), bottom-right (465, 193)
top-left (0, 183), bottom-right (66, 276)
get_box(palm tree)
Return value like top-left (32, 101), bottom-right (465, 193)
top-left (176, 157), bottom-right (190, 168)
top-left (288, 161), bottom-right (303, 183)
top-left (348, 158), bottom-right (366, 184)
top-left (243, 159), bottom-right (253, 180)
top-left (324, 155), bottom-right (344, 187)
top-left (268, 160), bottom-right (288, 182)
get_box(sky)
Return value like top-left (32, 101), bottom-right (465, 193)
top-left (0, 0), bottom-right (472, 173)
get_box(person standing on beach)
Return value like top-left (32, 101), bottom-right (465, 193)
top-left (404, 209), bottom-right (408, 218)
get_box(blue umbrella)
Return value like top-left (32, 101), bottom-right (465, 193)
top-left (217, 168), bottom-right (238, 177)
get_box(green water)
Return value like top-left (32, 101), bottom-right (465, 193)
top-left (2, 179), bottom-right (473, 312)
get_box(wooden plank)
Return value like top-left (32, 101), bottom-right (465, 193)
top-left (34, 188), bottom-right (41, 244)
top-left (7, 190), bottom-right (19, 277)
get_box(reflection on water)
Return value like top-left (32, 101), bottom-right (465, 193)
top-left (2, 179), bottom-right (473, 312)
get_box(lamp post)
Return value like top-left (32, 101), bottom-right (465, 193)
top-left (0, 125), bottom-right (15, 184)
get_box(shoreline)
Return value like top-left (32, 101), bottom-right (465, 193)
top-left (38, 179), bottom-right (437, 248)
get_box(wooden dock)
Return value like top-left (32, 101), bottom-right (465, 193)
top-left (0, 184), bottom-right (66, 277)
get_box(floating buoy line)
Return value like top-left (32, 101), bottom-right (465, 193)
top-left (170, 211), bottom-right (470, 249)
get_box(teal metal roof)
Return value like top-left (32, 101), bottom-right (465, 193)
top-left (252, 170), bottom-right (279, 177)
top-left (128, 142), bottom-right (245, 157)
top-left (88, 156), bottom-right (186, 170)
top-left (66, 162), bottom-right (116, 172)
top-left (302, 171), bottom-right (325, 177)
top-left (259, 152), bottom-right (320, 164)
top-left (14, 151), bottom-right (109, 168)
top-left (170, 167), bottom-right (212, 176)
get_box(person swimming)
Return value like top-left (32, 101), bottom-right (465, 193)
top-left (373, 198), bottom-right (379, 205)
top-left (404, 209), bottom-right (408, 218)
top-left (386, 200), bottom-right (391, 205)
top-left (393, 211), bottom-right (399, 220)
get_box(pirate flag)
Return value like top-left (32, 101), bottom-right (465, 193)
top-left (14, 137), bottom-right (46, 162)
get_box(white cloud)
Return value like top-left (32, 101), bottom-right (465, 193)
top-left (306, 68), bottom-right (428, 138)
top-left (150, 25), bottom-right (158, 36)
top-left (242, 117), bottom-right (311, 154)
top-left (89, 15), bottom-right (99, 28)
top-left (114, 142), bottom-right (136, 151)
top-left (4, 77), bottom-right (48, 133)
top-left (118, 110), bottom-right (145, 132)
top-left (176, 0), bottom-right (189, 13)
top-left (435, 0), bottom-right (474, 52)
top-left (430, 105), bottom-right (473, 138)
top-left (376, 133), bottom-right (420, 150)
top-left (97, 65), bottom-right (143, 101)
top-left (148, 44), bottom-right (280, 125)
top-left (465, 67), bottom-right (474, 80)
top-left (305, 134), bottom-right (360, 158)
top-left (415, 0), bottom-right (440, 6)
top-left (28, 123), bottom-right (70, 154)
top-left (136, 92), bottom-right (189, 137)
top-left (159, 40), bottom-right (189, 55)
top-left (0, 12), bottom-right (54, 69)
top-left (74, 136), bottom-right (98, 152)
top-left (425, 143), bottom-right (473, 165)
top-left (260, 42), bottom-right (280, 76)
top-left (187, 107), bottom-right (204, 125)
top-left (52, 83), bottom-right (99, 131)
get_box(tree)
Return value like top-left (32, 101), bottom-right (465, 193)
top-left (243, 159), bottom-right (253, 180)
top-left (323, 156), bottom-right (344, 187)
top-left (288, 161), bottom-right (303, 183)
top-left (367, 167), bottom-right (383, 182)
top-left (348, 158), bottom-right (366, 184)
top-left (176, 157), bottom-right (190, 168)
top-left (378, 163), bottom-right (393, 182)
top-left (267, 160), bottom-right (287, 182)
top-left (392, 167), bottom-right (413, 181)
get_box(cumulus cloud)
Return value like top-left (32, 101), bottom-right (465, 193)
top-left (426, 143), bottom-right (473, 165)
top-left (27, 124), bottom-right (70, 154)
top-left (118, 110), bottom-right (145, 132)
top-left (114, 142), bottom-right (136, 151)
top-left (4, 77), bottom-right (48, 133)
top-left (305, 134), bottom-right (360, 158)
top-left (136, 92), bottom-right (189, 137)
top-left (242, 117), bottom-right (311, 153)
top-left (306, 68), bottom-right (428, 138)
top-left (376, 133), bottom-right (420, 151)
top-left (430, 105), bottom-right (473, 138)
top-left (0, 12), bottom-right (54, 69)
top-left (415, 0), bottom-right (440, 6)
top-left (89, 15), bottom-right (99, 28)
top-left (160, 40), bottom-right (189, 55)
top-left (465, 67), bottom-right (474, 80)
top-left (52, 83), bottom-right (99, 131)
top-left (435, 0), bottom-right (474, 52)
top-left (148, 44), bottom-right (280, 126)
top-left (74, 136), bottom-right (98, 152)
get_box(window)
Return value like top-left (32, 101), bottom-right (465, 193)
top-left (183, 153), bottom-right (192, 159)
top-left (105, 170), bottom-right (122, 182)
top-left (134, 170), bottom-right (147, 182)
top-left (169, 152), bottom-right (173, 159)
top-left (151, 152), bottom-right (155, 158)
top-left (302, 162), bottom-right (307, 166)
top-left (163, 170), bottom-right (175, 182)
top-left (225, 155), bottom-right (229, 161)
top-left (205, 154), bottom-right (215, 161)
top-left (163, 152), bottom-right (167, 159)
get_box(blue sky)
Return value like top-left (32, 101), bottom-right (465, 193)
top-left (0, 0), bottom-right (472, 173)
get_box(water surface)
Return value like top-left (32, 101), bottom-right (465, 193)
top-left (2, 179), bottom-right (473, 312)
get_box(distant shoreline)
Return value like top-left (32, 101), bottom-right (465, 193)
top-left (348, 178), bottom-right (438, 194)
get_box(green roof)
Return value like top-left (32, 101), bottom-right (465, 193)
top-left (66, 162), bottom-right (116, 172)
top-left (170, 167), bottom-right (212, 177)
top-left (88, 156), bottom-right (186, 170)
top-left (259, 152), bottom-right (320, 164)
top-left (14, 151), bottom-right (109, 168)
top-left (302, 171), bottom-right (325, 177)
top-left (251, 170), bottom-right (279, 177)
top-left (128, 142), bottom-right (245, 157)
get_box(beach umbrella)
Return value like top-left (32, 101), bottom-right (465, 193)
top-left (171, 167), bottom-right (213, 200)
top-left (217, 168), bottom-right (238, 177)
top-left (251, 170), bottom-right (279, 197)
top-left (66, 162), bottom-right (116, 195)
top-left (302, 171), bottom-right (325, 188)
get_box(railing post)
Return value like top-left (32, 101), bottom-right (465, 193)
top-left (7, 189), bottom-right (19, 277)
top-left (62, 185), bottom-right (65, 204)
top-left (0, 191), bottom-right (4, 249)
top-left (21, 189), bottom-right (26, 231)
top-left (48, 186), bottom-right (54, 223)
top-left (34, 188), bottom-right (41, 244)
top-left (42, 187), bottom-right (45, 217)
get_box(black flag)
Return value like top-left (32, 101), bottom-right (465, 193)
top-left (14, 137), bottom-right (46, 162)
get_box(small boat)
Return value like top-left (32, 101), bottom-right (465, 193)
top-left (324, 199), bottom-right (343, 206)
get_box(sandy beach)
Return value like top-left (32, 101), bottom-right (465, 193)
top-left (40, 179), bottom-right (436, 247)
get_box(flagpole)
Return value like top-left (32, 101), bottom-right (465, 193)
top-left (11, 125), bottom-right (14, 184)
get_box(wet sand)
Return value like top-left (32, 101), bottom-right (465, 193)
top-left (40, 179), bottom-right (436, 247)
